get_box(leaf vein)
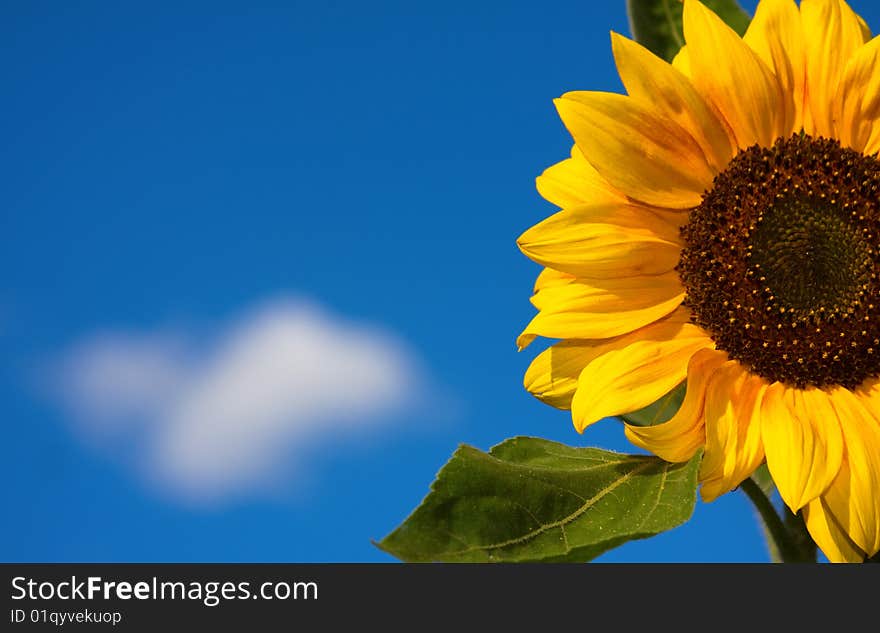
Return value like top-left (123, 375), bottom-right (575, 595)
top-left (635, 462), bottom-right (670, 532)
top-left (512, 453), bottom-right (648, 473)
top-left (443, 461), bottom-right (655, 556)
top-left (662, 0), bottom-right (685, 50)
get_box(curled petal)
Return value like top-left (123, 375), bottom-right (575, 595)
top-left (624, 348), bottom-right (728, 463)
top-left (698, 363), bottom-right (767, 502)
top-left (571, 314), bottom-right (714, 432)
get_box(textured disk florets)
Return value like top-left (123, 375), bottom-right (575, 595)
top-left (678, 134), bottom-right (880, 389)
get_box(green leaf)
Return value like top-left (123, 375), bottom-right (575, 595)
top-left (619, 382), bottom-right (686, 427)
top-left (377, 437), bottom-right (701, 562)
top-left (626, 0), bottom-right (752, 63)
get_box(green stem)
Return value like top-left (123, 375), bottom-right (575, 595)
top-left (782, 504), bottom-right (817, 562)
top-left (740, 477), bottom-right (812, 563)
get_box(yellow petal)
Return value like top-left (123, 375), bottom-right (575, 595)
top-left (624, 348), bottom-right (728, 462)
top-left (856, 9), bottom-right (873, 40)
top-left (818, 388), bottom-right (880, 557)
top-left (523, 339), bottom-right (601, 410)
top-left (517, 203), bottom-right (682, 278)
top-left (852, 376), bottom-right (880, 416)
top-left (517, 272), bottom-right (685, 350)
top-left (801, 0), bottom-right (872, 138)
top-left (698, 363), bottom-right (767, 502)
top-left (803, 496), bottom-right (866, 563)
top-left (671, 45), bottom-right (691, 77)
top-left (833, 35), bottom-right (880, 153)
top-left (761, 384), bottom-right (844, 512)
top-left (531, 267), bottom-right (575, 295)
top-left (743, 0), bottom-right (805, 134)
top-left (517, 269), bottom-right (576, 350)
top-left (611, 32), bottom-right (735, 173)
top-left (570, 314), bottom-right (714, 432)
top-left (867, 125), bottom-right (880, 156)
top-left (554, 91), bottom-right (713, 209)
top-left (683, 0), bottom-right (790, 149)
top-left (669, 41), bottom-right (740, 149)
top-left (524, 308), bottom-right (697, 409)
top-left (535, 145), bottom-right (627, 209)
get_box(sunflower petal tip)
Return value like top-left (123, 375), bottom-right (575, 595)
top-left (516, 332), bottom-right (535, 351)
top-left (699, 484), bottom-right (719, 504)
top-left (554, 93), bottom-right (581, 106)
top-left (608, 30), bottom-right (627, 46)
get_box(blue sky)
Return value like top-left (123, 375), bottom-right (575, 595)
top-left (4, 0), bottom-right (877, 563)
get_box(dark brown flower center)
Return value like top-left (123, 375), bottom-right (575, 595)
top-left (677, 134), bottom-right (880, 389)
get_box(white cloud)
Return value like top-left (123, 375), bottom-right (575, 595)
top-left (52, 298), bottom-right (424, 502)
top-left (58, 332), bottom-right (193, 427)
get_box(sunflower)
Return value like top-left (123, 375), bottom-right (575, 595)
top-left (517, 0), bottom-right (880, 563)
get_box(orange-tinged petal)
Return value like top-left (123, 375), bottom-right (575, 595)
top-left (867, 125), bottom-right (880, 156)
top-left (833, 35), bottom-right (880, 153)
top-left (761, 384), bottom-right (844, 512)
top-left (854, 7), bottom-right (873, 40)
top-left (554, 92), bottom-right (713, 209)
top-left (535, 145), bottom-right (627, 209)
top-left (853, 377), bottom-right (880, 417)
top-left (743, 0), bottom-right (805, 134)
top-left (517, 272), bottom-right (685, 350)
top-left (803, 496), bottom-right (866, 563)
top-left (801, 0), bottom-right (872, 138)
top-left (624, 348), bottom-right (728, 462)
top-left (683, 0), bottom-right (789, 149)
top-left (517, 203), bottom-right (682, 278)
top-left (570, 315), bottom-right (714, 432)
top-left (699, 362), bottom-right (767, 502)
top-left (611, 32), bottom-right (735, 173)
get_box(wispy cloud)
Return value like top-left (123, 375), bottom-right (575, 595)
top-left (50, 298), bottom-right (426, 502)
